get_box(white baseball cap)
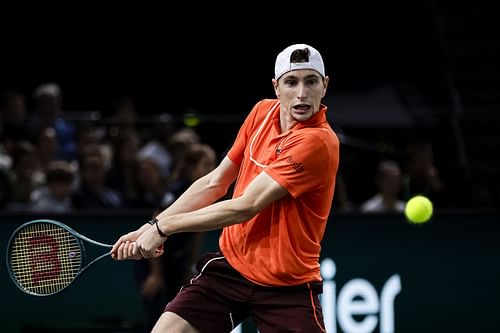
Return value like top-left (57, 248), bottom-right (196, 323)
top-left (274, 43), bottom-right (325, 80)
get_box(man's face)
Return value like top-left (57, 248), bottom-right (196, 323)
top-left (273, 69), bottom-right (328, 122)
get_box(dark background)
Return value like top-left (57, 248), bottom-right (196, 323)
top-left (1, 2), bottom-right (449, 113)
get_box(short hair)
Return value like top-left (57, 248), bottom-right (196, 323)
top-left (46, 161), bottom-right (74, 183)
top-left (33, 82), bottom-right (61, 99)
top-left (290, 48), bottom-right (311, 63)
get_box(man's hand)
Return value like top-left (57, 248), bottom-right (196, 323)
top-left (135, 222), bottom-right (167, 259)
top-left (112, 240), bottom-right (143, 260)
top-left (111, 223), bottom-right (164, 260)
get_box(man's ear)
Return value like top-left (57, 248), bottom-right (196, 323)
top-left (322, 76), bottom-right (330, 97)
top-left (272, 79), bottom-right (280, 98)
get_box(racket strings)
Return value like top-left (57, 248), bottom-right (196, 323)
top-left (9, 223), bottom-right (82, 295)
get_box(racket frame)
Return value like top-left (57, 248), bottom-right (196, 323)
top-left (6, 219), bottom-right (112, 296)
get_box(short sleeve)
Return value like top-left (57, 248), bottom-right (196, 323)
top-left (265, 129), bottom-right (339, 198)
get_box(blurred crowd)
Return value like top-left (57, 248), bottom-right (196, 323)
top-left (334, 138), bottom-right (447, 214)
top-left (0, 83), bottom-right (217, 214)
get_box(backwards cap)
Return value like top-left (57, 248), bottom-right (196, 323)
top-left (274, 43), bottom-right (325, 80)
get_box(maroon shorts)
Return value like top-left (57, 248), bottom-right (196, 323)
top-left (165, 252), bottom-right (326, 333)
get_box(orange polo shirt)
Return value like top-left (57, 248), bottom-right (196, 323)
top-left (220, 99), bottom-right (339, 286)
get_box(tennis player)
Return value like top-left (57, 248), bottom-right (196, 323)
top-left (112, 43), bottom-right (340, 333)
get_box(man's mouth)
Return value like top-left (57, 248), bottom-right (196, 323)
top-left (293, 104), bottom-right (311, 113)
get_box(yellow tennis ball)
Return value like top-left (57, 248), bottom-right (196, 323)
top-left (183, 113), bottom-right (200, 127)
top-left (405, 195), bottom-right (433, 224)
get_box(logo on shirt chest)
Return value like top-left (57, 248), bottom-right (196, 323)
top-left (287, 156), bottom-right (304, 173)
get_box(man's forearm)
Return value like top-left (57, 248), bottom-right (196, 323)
top-left (156, 174), bottom-right (228, 220)
top-left (158, 196), bottom-right (254, 236)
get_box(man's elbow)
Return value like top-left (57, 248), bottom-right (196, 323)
top-left (202, 177), bottom-right (231, 199)
top-left (234, 199), bottom-right (261, 222)
top-left (210, 183), bottom-right (231, 199)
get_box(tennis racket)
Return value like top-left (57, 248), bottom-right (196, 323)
top-left (6, 219), bottom-right (114, 296)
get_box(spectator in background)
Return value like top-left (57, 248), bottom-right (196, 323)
top-left (128, 152), bottom-right (169, 210)
top-left (76, 124), bottom-right (103, 153)
top-left (31, 160), bottom-right (74, 213)
top-left (72, 144), bottom-right (123, 210)
top-left (75, 124), bottom-right (111, 168)
top-left (30, 82), bottom-right (77, 161)
top-left (166, 143), bottom-right (217, 202)
top-left (35, 127), bottom-right (59, 173)
top-left (402, 141), bottom-right (445, 204)
top-left (5, 141), bottom-right (45, 211)
top-left (137, 113), bottom-right (176, 180)
top-left (165, 128), bottom-right (201, 191)
top-left (361, 159), bottom-right (405, 213)
top-left (1, 90), bottom-right (28, 154)
top-left (106, 131), bottom-right (141, 204)
top-left (107, 96), bottom-right (139, 146)
top-left (167, 127), bottom-right (200, 168)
